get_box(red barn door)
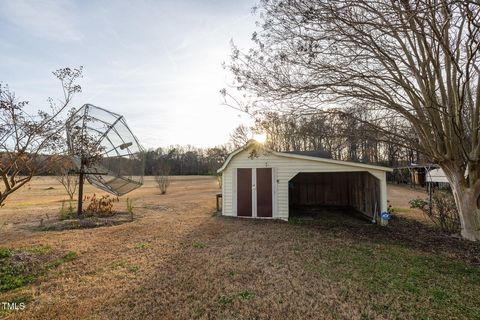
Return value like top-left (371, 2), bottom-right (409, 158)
top-left (237, 168), bottom-right (273, 218)
top-left (256, 168), bottom-right (273, 217)
top-left (237, 168), bottom-right (252, 217)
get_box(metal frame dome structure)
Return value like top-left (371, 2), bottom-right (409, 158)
top-left (66, 104), bottom-right (145, 214)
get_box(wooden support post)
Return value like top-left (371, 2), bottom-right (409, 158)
top-left (77, 159), bottom-right (85, 217)
top-left (216, 193), bottom-right (222, 212)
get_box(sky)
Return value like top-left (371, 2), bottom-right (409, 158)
top-left (0, 0), bottom-right (258, 149)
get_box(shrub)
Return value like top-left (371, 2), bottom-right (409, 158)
top-left (59, 200), bottom-right (75, 220)
top-left (409, 191), bottom-right (460, 233)
top-left (55, 167), bottom-right (78, 201)
top-left (154, 175), bottom-right (170, 195)
top-left (126, 198), bottom-right (134, 220)
top-left (83, 194), bottom-right (119, 216)
top-left (155, 162), bottom-right (171, 195)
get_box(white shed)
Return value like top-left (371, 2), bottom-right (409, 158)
top-left (217, 141), bottom-right (392, 221)
top-left (426, 168), bottom-right (449, 184)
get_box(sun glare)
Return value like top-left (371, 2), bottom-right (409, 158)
top-left (253, 133), bottom-right (267, 143)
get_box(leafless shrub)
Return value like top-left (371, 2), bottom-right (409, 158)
top-left (54, 158), bottom-right (78, 200)
top-left (155, 162), bottom-right (171, 195)
top-left (57, 173), bottom-right (78, 201)
top-left (410, 191), bottom-right (460, 234)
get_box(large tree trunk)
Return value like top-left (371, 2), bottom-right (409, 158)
top-left (442, 164), bottom-right (480, 241)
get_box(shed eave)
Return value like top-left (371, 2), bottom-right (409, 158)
top-left (217, 140), bottom-right (259, 173)
top-left (217, 140), bottom-right (393, 173)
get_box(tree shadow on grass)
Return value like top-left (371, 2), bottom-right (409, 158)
top-left (298, 211), bottom-right (480, 266)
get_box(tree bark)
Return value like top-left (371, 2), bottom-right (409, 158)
top-left (442, 164), bottom-right (480, 241)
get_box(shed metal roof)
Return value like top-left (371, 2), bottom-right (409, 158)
top-left (284, 150), bottom-right (332, 159)
top-left (217, 140), bottom-right (393, 173)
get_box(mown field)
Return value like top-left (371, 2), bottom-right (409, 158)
top-left (0, 176), bottom-right (479, 319)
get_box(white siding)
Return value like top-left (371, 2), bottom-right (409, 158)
top-left (426, 168), bottom-right (449, 183)
top-left (221, 146), bottom-right (389, 220)
top-left (222, 167), bottom-right (234, 216)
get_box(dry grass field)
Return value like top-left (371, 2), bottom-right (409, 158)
top-left (0, 177), bottom-right (479, 319)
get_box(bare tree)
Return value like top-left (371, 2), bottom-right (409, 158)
top-left (154, 162), bottom-right (171, 195)
top-left (229, 124), bottom-right (252, 148)
top-left (54, 156), bottom-right (78, 201)
top-left (227, 1), bottom-right (480, 240)
top-left (0, 67), bottom-right (83, 207)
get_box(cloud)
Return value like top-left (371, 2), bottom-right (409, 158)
top-left (0, 0), bottom-right (258, 147)
top-left (0, 0), bottom-right (83, 42)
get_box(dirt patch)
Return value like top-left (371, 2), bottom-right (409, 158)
top-left (387, 183), bottom-right (433, 223)
top-left (38, 213), bottom-right (134, 231)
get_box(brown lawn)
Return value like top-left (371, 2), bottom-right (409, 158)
top-left (0, 177), bottom-right (479, 320)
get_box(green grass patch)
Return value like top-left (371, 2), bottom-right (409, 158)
top-left (46, 251), bottom-right (78, 270)
top-left (218, 295), bottom-right (234, 306)
top-left (111, 260), bottom-right (127, 269)
top-left (20, 246), bottom-right (52, 255)
top-left (391, 207), bottom-right (412, 214)
top-left (305, 243), bottom-right (480, 319)
top-left (62, 251), bottom-right (78, 262)
top-left (128, 265), bottom-right (140, 273)
top-left (110, 260), bottom-right (140, 273)
top-left (192, 241), bottom-right (205, 249)
top-left (135, 242), bottom-right (151, 249)
top-left (238, 291), bottom-right (255, 300)
top-left (0, 248), bottom-right (12, 259)
top-left (0, 247), bottom-right (77, 292)
top-left (0, 263), bottom-right (37, 292)
top-left (217, 291), bottom-right (255, 307)
top-left (288, 217), bottom-right (305, 225)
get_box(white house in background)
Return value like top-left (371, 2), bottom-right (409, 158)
top-left (426, 168), bottom-right (449, 184)
top-left (217, 140), bottom-right (393, 221)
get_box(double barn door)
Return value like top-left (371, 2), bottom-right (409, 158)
top-left (236, 168), bottom-right (273, 218)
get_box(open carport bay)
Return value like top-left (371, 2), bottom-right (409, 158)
top-left (288, 172), bottom-right (381, 220)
